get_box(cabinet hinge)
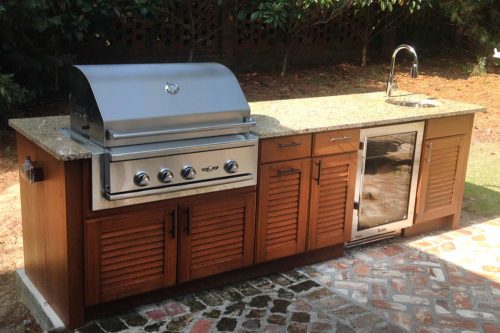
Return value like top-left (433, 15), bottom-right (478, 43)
top-left (359, 141), bottom-right (364, 150)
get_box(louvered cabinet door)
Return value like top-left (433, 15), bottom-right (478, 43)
top-left (256, 159), bottom-right (311, 263)
top-left (178, 192), bottom-right (256, 283)
top-left (85, 208), bottom-right (177, 305)
top-left (308, 152), bottom-right (357, 250)
top-left (415, 135), bottom-right (466, 223)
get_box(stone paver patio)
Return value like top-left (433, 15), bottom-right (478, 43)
top-left (76, 216), bottom-right (499, 333)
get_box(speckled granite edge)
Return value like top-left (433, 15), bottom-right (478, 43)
top-left (8, 92), bottom-right (486, 161)
top-left (9, 116), bottom-right (93, 161)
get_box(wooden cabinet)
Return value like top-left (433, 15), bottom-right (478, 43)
top-left (178, 192), bottom-right (256, 282)
top-left (84, 208), bottom-right (177, 305)
top-left (257, 131), bottom-right (359, 262)
top-left (256, 159), bottom-right (310, 262)
top-left (308, 152), bottom-right (357, 250)
top-left (413, 114), bottom-right (473, 228)
top-left (415, 135), bottom-right (467, 223)
top-left (85, 192), bottom-right (256, 303)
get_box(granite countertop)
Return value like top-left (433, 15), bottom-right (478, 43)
top-left (8, 116), bottom-right (95, 161)
top-left (9, 92), bottom-right (485, 161)
top-left (250, 91), bottom-right (485, 138)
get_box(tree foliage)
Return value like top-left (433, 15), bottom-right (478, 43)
top-left (348, 0), bottom-right (431, 66)
top-left (436, 0), bottom-right (499, 54)
top-left (238, 0), bottom-right (354, 76)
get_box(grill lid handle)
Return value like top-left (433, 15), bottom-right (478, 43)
top-left (106, 118), bottom-right (256, 141)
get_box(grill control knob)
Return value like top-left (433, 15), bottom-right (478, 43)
top-left (134, 171), bottom-right (150, 187)
top-left (224, 160), bottom-right (239, 174)
top-left (181, 166), bottom-right (196, 180)
top-left (158, 168), bottom-right (174, 183)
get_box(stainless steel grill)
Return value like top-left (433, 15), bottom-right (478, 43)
top-left (70, 63), bottom-right (258, 211)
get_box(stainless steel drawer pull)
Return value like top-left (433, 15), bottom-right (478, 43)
top-left (277, 168), bottom-right (300, 175)
top-left (278, 142), bottom-right (301, 148)
top-left (330, 136), bottom-right (352, 142)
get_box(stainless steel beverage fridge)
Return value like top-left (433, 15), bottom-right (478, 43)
top-left (349, 122), bottom-right (425, 246)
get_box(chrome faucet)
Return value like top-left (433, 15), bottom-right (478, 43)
top-left (386, 44), bottom-right (419, 98)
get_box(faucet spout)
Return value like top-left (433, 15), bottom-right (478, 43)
top-left (386, 44), bottom-right (419, 98)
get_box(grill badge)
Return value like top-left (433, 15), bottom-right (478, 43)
top-left (164, 81), bottom-right (180, 95)
top-left (201, 165), bottom-right (219, 172)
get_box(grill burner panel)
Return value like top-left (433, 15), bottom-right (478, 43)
top-left (104, 136), bottom-right (258, 197)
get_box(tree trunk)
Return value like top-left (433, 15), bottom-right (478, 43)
top-left (361, 42), bottom-right (368, 67)
top-left (281, 46), bottom-right (290, 77)
top-left (188, 46), bottom-right (194, 62)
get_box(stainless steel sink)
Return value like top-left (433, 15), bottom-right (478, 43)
top-left (386, 98), bottom-right (439, 108)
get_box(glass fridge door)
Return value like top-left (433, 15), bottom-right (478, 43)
top-left (357, 131), bottom-right (417, 231)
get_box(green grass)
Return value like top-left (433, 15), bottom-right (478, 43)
top-left (463, 142), bottom-right (500, 217)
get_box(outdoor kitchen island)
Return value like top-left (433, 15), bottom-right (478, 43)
top-left (9, 91), bottom-right (484, 330)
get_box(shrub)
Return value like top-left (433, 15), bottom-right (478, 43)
top-left (0, 71), bottom-right (32, 126)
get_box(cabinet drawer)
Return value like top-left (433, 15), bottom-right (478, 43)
top-left (260, 134), bottom-right (312, 163)
top-left (313, 128), bottom-right (360, 156)
top-left (425, 114), bottom-right (473, 139)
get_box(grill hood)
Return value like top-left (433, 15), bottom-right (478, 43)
top-left (70, 63), bottom-right (252, 147)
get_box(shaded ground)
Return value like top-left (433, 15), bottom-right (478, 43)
top-left (0, 59), bottom-right (498, 332)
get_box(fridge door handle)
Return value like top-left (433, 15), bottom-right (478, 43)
top-left (357, 136), bottom-right (368, 216)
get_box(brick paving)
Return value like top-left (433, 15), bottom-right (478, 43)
top-left (76, 217), bottom-right (499, 333)
top-left (305, 217), bottom-right (500, 333)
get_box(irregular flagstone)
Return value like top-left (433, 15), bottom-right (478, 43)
top-left (166, 314), bottom-right (194, 331)
top-left (267, 314), bottom-right (286, 325)
top-left (120, 312), bottom-right (148, 327)
top-left (96, 317), bottom-right (127, 332)
top-left (290, 312), bottom-right (310, 323)
top-left (246, 309), bottom-right (266, 319)
top-left (233, 282), bottom-right (260, 296)
top-left (176, 295), bottom-right (207, 312)
top-left (249, 295), bottom-right (271, 308)
top-left (270, 299), bottom-right (291, 313)
top-left (144, 321), bottom-right (165, 332)
top-left (190, 318), bottom-right (213, 333)
top-left (197, 290), bottom-right (223, 306)
top-left (286, 322), bottom-right (307, 333)
top-left (216, 317), bottom-right (237, 331)
top-left (242, 318), bottom-right (261, 330)
top-left (202, 309), bottom-right (221, 319)
top-left (224, 301), bottom-right (246, 316)
top-left (288, 280), bottom-right (319, 293)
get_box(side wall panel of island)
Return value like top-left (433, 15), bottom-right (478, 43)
top-left (16, 133), bottom-right (85, 328)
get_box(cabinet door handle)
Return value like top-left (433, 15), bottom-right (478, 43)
top-left (277, 168), bottom-right (300, 175)
top-left (330, 136), bottom-right (352, 142)
top-left (427, 142), bottom-right (433, 165)
top-left (185, 208), bottom-right (191, 236)
top-left (169, 209), bottom-right (176, 239)
top-left (316, 160), bottom-right (322, 185)
top-left (278, 142), bottom-right (301, 148)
